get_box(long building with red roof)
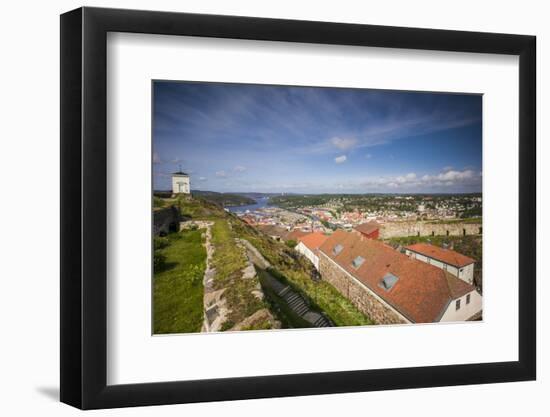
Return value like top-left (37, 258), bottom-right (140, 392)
top-left (404, 243), bottom-right (476, 285)
top-left (318, 230), bottom-right (482, 324)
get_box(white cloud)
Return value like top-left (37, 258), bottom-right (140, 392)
top-left (334, 155), bottom-right (347, 164)
top-left (153, 152), bottom-right (161, 164)
top-left (442, 165), bottom-right (454, 172)
top-left (330, 137), bottom-right (357, 151)
top-left (233, 165), bottom-right (247, 172)
top-left (435, 169), bottom-right (476, 182)
top-left (215, 170), bottom-right (227, 178)
top-left (360, 169), bottom-right (480, 190)
top-left (198, 176), bottom-right (207, 181)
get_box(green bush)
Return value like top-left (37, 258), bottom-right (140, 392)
top-left (153, 196), bottom-right (166, 208)
top-left (153, 251), bottom-right (166, 270)
top-left (285, 239), bottom-right (297, 248)
top-left (154, 236), bottom-right (170, 250)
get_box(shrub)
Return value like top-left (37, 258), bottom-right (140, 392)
top-left (153, 251), bottom-right (166, 271)
top-left (285, 239), bottom-right (297, 248)
top-left (154, 236), bottom-right (170, 250)
top-left (153, 196), bottom-right (166, 208)
top-left (220, 320), bottom-right (235, 331)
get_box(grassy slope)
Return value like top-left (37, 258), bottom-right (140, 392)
top-left (153, 229), bottom-right (206, 334)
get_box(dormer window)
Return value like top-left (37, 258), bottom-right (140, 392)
top-left (333, 244), bottom-right (343, 255)
top-left (380, 272), bottom-right (399, 291)
top-left (352, 256), bottom-right (365, 269)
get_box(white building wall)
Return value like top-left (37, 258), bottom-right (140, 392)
top-left (171, 175), bottom-right (190, 194)
top-left (439, 290), bottom-right (482, 322)
top-left (295, 242), bottom-right (319, 270)
top-left (457, 263), bottom-right (475, 284)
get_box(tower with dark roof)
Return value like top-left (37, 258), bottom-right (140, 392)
top-left (171, 171), bottom-right (190, 194)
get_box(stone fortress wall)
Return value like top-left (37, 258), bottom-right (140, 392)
top-left (379, 221), bottom-right (482, 239)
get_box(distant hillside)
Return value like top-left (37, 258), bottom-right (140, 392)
top-left (191, 190), bottom-right (255, 207)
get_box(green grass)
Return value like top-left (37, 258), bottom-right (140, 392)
top-left (153, 229), bottom-right (206, 334)
top-left (209, 219), bottom-right (267, 327)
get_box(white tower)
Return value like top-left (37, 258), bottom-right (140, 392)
top-left (172, 171), bottom-right (190, 194)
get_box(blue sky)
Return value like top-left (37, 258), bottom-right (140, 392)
top-left (153, 81), bottom-right (482, 194)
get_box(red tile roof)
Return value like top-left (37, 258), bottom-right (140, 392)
top-left (354, 221), bottom-right (380, 235)
top-left (286, 229), bottom-right (310, 241)
top-left (319, 230), bottom-right (475, 323)
top-left (298, 232), bottom-right (329, 251)
top-left (405, 243), bottom-right (475, 267)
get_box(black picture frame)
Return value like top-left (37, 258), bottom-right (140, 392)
top-left (60, 6), bottom-right (536, 410)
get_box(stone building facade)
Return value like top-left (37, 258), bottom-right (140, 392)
top-left (318, 252), bottom-right (408, 325)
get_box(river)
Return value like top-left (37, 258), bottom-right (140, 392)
top-left (227, 196), bottom-right (273, 213)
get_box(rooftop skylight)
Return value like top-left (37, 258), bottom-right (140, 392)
top-left (380, 272), bottom-right (399, 291)
top-left (352, 256), bottom-right (365, 269)
top-left (333, 244), bottom-right (343, 255)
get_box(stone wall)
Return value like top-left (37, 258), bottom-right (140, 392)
top-left (379, 221), bottom-right (482, 239)
top-left (153, 206), bottom-right (180, 236)
top-left (318, 253), bottom-right (407, 325)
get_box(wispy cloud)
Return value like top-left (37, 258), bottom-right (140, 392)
top-left (330, 137), bottom-right (358, 151)
top-left (334, 155), bottom-right (347, 164)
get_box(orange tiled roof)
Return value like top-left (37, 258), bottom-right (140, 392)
top-left (354, 221), bottom-right (380, 235)
top-left (319, 230), bottom-right (475, 323)
top-left (286, 229), bottom-right (310, 241)
top-left (405, 243), bottom-right (475, 267)
top-left (298, 232), bottom-right (329, 251)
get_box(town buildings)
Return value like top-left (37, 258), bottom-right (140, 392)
top-left (404, 243), bottom-right (476, 285)
top-left (317, 230), bottom-right (482, 324)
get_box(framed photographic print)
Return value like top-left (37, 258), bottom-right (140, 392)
top-left (60, 7), bottom-right (536, 409)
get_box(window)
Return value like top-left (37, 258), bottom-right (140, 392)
top-left (455, 299), bottom-right (461, 310)
top-left (352, 256), bottom-right (365, 269)
top-left (466, 294), bottom-right (471, 304)
top-left (333, 244), bottom-right (343, 255)
top-left (380, 273), bottom-right (399, 291)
